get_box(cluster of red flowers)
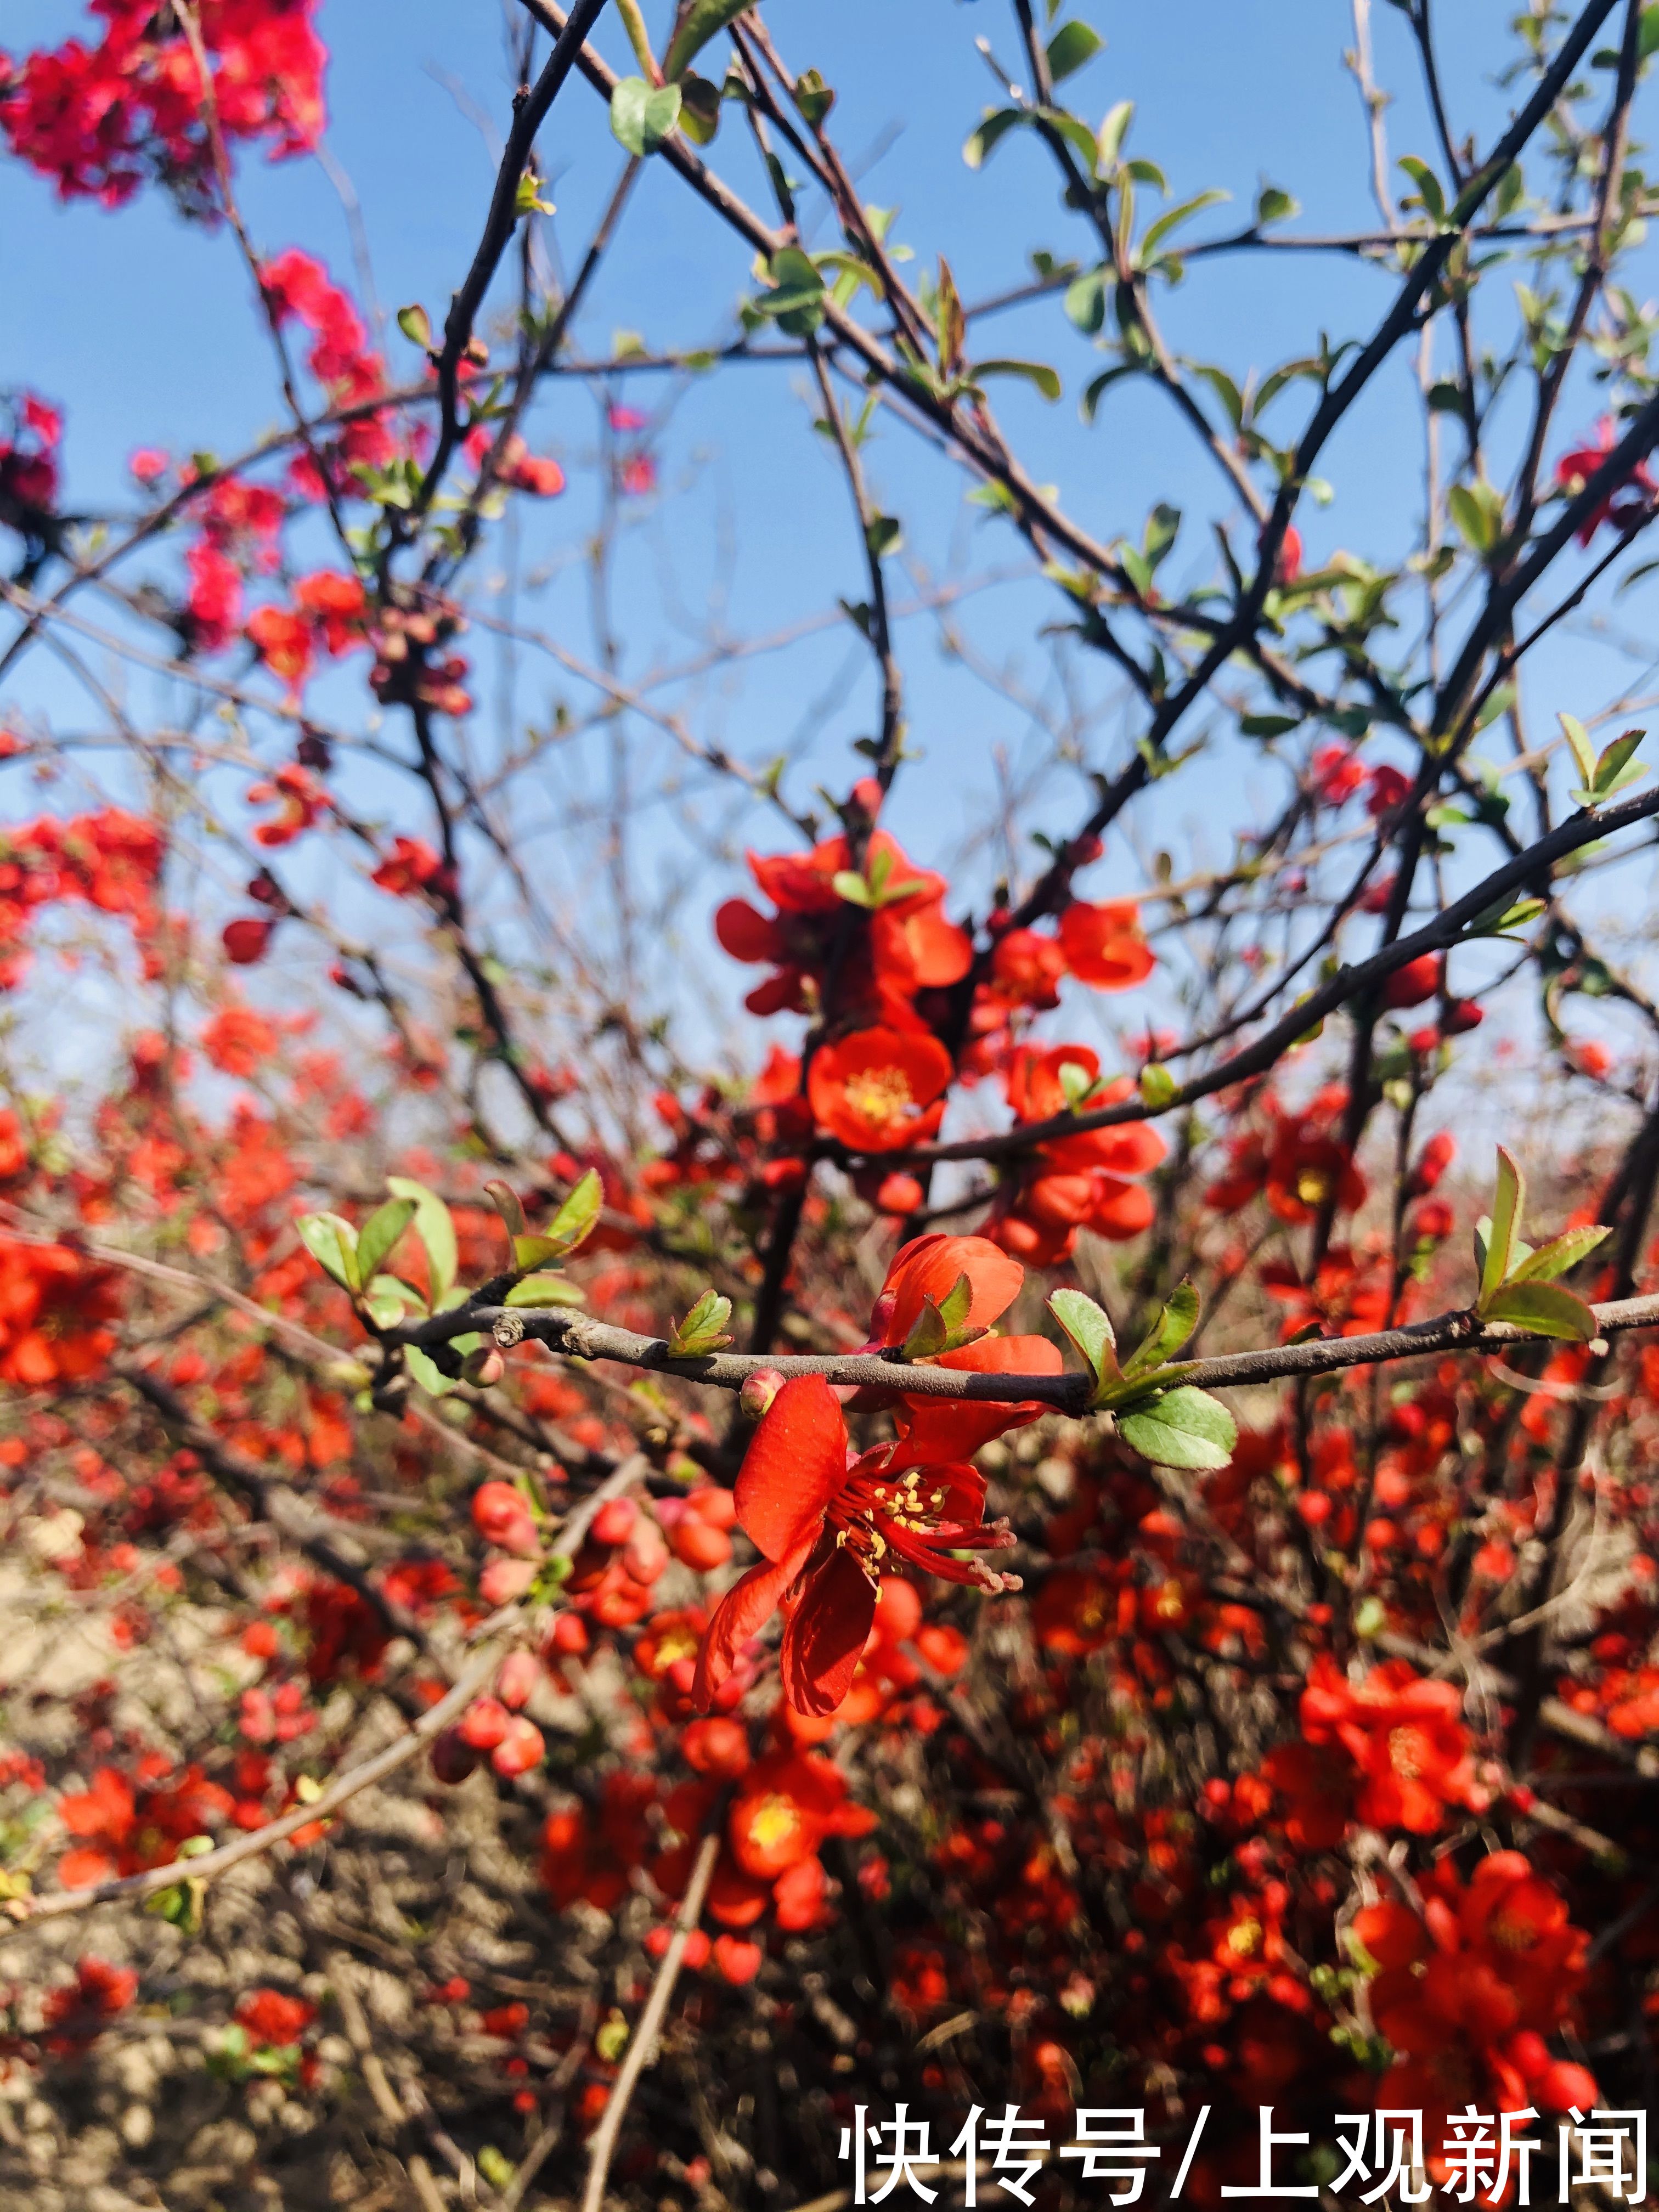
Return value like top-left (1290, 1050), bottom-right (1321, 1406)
top-left (711, 786), bottom-right (1160, 1230)
top-left (1356, 1858), bottom-right (1597, 2185)
top-left (246, 569), bottom-right (368, 691)
top-left (0, 1236), bottom-right (124, 1388)
top-left (0, 806), bottom-right (165, 990)
top-left (0, 0), bottom-right (325, 214)
top-left (56, 1757), bottom-right (233, 1889)
top-left (0, 389), bottom-right (61, 546)
top-left (256, 249), bottom-right (394, 503)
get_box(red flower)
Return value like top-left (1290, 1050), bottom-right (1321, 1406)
top-left (222, 916), bottom-right (274, 966)
top-left (985, 1045), bottom-right (1165, 1265)
top-left (1300, 1657), bottom-right (1486, 1834)
top-left (1057, 899), bottom-right (1154, 990)
top-left (1556, 416), bottom-right (1656, 544)
top-left (0, 1234), bottom-right (123, 1387)
top-left (235, 1987), bottom-right (316, 2046)
top-left (808, 1026), bottom-right (952, 1152)
top-left (716, 826), bottom-right (970, 1028)
top-left (42, 1957), bottom-right (138, 2054)
top-left (692, 1374), bottom-right (1021, 1716)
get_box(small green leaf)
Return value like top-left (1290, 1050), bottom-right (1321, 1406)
top-left (1483, 1282), bottom-right (1599, 1343)
top-left (1138, 189), bottom-right (1229, 264)
top-left (1096, 99), bottom-right (1133, 170)
top-left (1064, 267), bottom-right (1107, 334)
top-left (1048, 1287), bottom-right (1117, 1386)
top-left (1506, 1225), bottom-right (1610, 1284)
top-left (866, 514), bottom-right (903, 559)
top-left (1448, 481), bottom-right (1504, 554)
top-left (297, 1212), bottom-right (361, 1293)
top-left (1122, 1279), bottom-right (1201, 1381)
top-left (610, 76), bottom-right (683, 156)
top-left (1046, 19), bottom-right (1104, 82)
top-left (664, 0), bottom-right (758, 80)
top-left (485, 1178), bottom-right (527, 1238)
top-left (669, 1288), bottom-right (735, 1356)
top-left (396, 303), bottom-right (431, 349)
top-left (1559, 712), bottom-right (1598, 786)
top-left (963, 108), bottom-right (1026, 171)
top-left (1398, 154), bottom-right (1446, 225)
top-left (1593, 727), bottom-right (1646, 797)
top-left (971, 358), bottom-right (1063, 402)
top-left (831, 868), bottom-right (876, 908)
top-left (678, 72), bottom-right (721, 145)
top-left (1117, 1386), bottom-right (1237, 1470)
top-left (404, 1344), bottom-right (458, 1398)
top-left (1479, 1145), bottom-right (1525, 1310)
top-left (794, 68), bottom-right (834, 126)
top-left (387, 1177), bottom-right (458, 1303)
top-left (1255, 184), bottom-right (1299, 227)
top-left (504, 1273), bottom-right (587, 1308)
top-left (544, 1167), bottom-right (604, 1257)
top-left (1139, 1063), bottom-right (1178, 1108)
top-left (356, 1198), bottom-right (416, 1286)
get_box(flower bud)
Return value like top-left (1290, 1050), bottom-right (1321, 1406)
top-left (491, 1716), bottom-right (545, 1776)
top-left (459, 1696), bottom-right (510, 1751)
top-left (590, 1497), bottom-right (637, 1547)
top-left (740, 1367), bottom-right (786, 1421)
top-left (496, 1652), bottom-right (538, 1711)
top-left (430, 1727), bottom-right (479, 1785)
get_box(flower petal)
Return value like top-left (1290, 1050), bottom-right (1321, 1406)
top-left (691, 1536), bottom-right (818, 1708)
top-left (734, 1375), bottom-right (847, 1562)
top-left (780, 1549), bottom-right (878, 1717)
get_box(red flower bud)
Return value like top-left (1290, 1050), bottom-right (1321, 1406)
top-left (740, 1368), bottom-right (786, 1421)
top-left (430, 1727), bottom-right (479, 1785)
top-left (590, 1497), bottom-right (638, 1547)
top-left (496, 1652), bottom-right (538, 1711)
top-left (490, 1716), bottom-right (545, 1776)
top-left (458, 1697), bottom-right (510, 1751)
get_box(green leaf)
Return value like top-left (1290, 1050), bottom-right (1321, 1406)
top-left (484, 1178), bottom-right (526, 1238)
top-left (1138, 189), bottom-right (1229, 264)
top-left (504, 1273), bottom-right (588, 1308)
top-left (1479, 1145), bottom-right (1525, 1309)
top-left (1096, 99), bottom-right (1133, 170)
top-left (668, 1288), bottom-right (735, 1356)
top-left (936, 1273), bottom-right (974, 1337)
top-left (1139, 1063), bottom-right (1177, 1108)
top-left (1037, 106), bottom-right (1103, 176)
top-left (396, 303), bottom-right (431, 349)
top-left (387, 1177), bottom-right (459, 1303)
top-left (1398, 155), bottom-right (1446, 225)
top-left (1081, 362), bottom-right (1138, 421)
top-left (297, 1212), bottom-right (361, 1293)
top-left (832, 868), bottom-right (876, 909)
top-left (794, 68), bottom-right (834, 126)
top-left (1482, 1282), bottom-right (1599, 1343)
top-left (1255, 184), bottom-right (1298, 227)
top-left (1117, 1386), bottom-right (1237, 1470)
top-left (678, 72), bottom-right (721, 145)
top-left (972, 358), bottom-right (1062, 403)
top-left (1448, 481), bottom-right (1503, 554)
top-left (964, 107), bottom-right (1027, 170)
top-left (356, 1198), bottom-right (416, 1286)
top-left (760, 245), bottom-right (826, 335)
top-left (1593, 728), bottom-right (1646, 797)
top-left (865, 514), bottom-right (903, 560)
top-left (404, 1344), bottom-right (459, 1398)
top-left (1048, 1288), bottom-right (1117, 1386)
top-left (1064, 268), bottom-right (1108, 335)
top-left (610, 76), bottom-right (683, 156)
top-left (1122, 1279), bottom-right (1201, 1380)
top-left (544, 1167), bottom-right (603, 1257)
top-left (1046, 19), bottom-right (1104, 82)
top-left (664, 0), bottom-right (758, 78)
top-left (1559, 712), bottom-right (1598, 787)
top-left (1507, 1225), bottom-right (1610, 1284)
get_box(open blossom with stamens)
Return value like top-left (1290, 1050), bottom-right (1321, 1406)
top-left (691, 1373), bottom-right (1021, 1717)
top-left (695, 1237), bottom-right (1054, 1716)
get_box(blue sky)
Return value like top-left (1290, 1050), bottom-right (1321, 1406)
top-left (2, 1), bottom-right (1656, 1088)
